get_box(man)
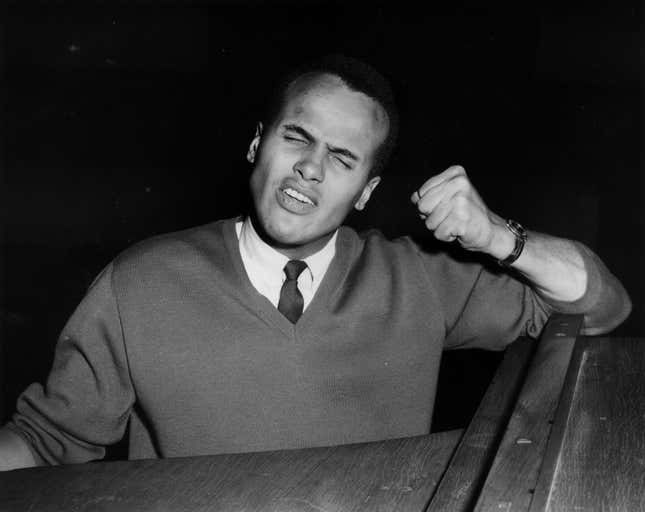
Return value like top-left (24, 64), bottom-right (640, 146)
top-left (0, 55), bottom-right (631, 470)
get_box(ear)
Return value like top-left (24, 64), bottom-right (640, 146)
top-left (354, 176), bottom-right (381, 211)
top-left (246, 122), bottom-right (263, 163)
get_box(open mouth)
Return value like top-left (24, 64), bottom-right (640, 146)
top-left (283, 187), bottom-right (316, 206)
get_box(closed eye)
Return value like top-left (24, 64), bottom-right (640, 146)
top-left (284, 135), bottom-right (307, 144)
top-left (331, 154), bottom-right (352, 169)
top-left (327, 145), bottom-right (359, 167)
top-left (283, 124), bottom-right (313, 145)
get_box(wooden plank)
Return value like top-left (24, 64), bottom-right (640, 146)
top-left (3, 448), bottom-right (330, 511)
top-left (524, 334), bottom-right (588, 512)
top-left (472, 313), bottom-right (584, 512)
top-left (530, 337), bottom-right (645, 512)
top-left (275, 430), bottom-right (462, 512)
top-left (426, 337), bottom-right (535, 512)
top-left (1, 430), bottom-right (461, 511)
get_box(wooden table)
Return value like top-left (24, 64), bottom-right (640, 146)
top-left (528, 337), bottom-right (645, 512)
top-left (428, 316), bottom-right (645, 512)
top-left (1, 430), bottom-right (461, 511)
top-left (3, 316), bottom-right (643, 511)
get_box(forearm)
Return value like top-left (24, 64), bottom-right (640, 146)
top-left (486, 214), bottom-right (632, 334)
top-left (515, 233), bottom-right (587, 301)
top-left (486, 214), bottom-right (586, 301)
top-left (0, 427), bottom-right (39, 471)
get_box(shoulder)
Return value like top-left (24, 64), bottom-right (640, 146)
top-left (338, 225), bottom-right (422, 258)
top-left (119, 218), bottom-right (236, 261)
top-left (338, 225), bottom-right (467, 266)
top-left (110, 217), bottom-right (240, 283)
top-left (339, 224), bottom-right (490, 282)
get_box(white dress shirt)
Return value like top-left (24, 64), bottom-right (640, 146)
top-left (236, 217), bottom-right (337, 311)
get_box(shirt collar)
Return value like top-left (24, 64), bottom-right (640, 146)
top-left (239, 216), bottom-right (337, 284)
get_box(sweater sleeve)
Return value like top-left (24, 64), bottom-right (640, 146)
top-left (5, 262), bottom-right (135, 465)
top-left (417, 241), bottom-right (631, 350)
top-left (421, 252), bottom-right (553, 351)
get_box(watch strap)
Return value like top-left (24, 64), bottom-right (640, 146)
top-left (498, 219), bottom-right (527, 267)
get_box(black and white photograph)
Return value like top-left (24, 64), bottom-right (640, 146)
top-left (2, 2), bottom-right (643, 510)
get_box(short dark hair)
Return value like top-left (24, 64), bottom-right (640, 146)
top-left (262, 54), bottom-right (399, 178)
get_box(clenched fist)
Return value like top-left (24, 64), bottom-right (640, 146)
top-left (411, 165), bottom-right (506, 254)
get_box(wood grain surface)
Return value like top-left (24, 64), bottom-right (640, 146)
top-left (1, 429), bottom-right (461, 512)
top-left (531, 337), bottom-right (645, 512)
top-left (473, 314), bottom-right (584, 512)
top-left (427, 337), bottom-right (535, 512)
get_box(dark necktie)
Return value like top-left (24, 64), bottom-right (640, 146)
top-left (278, 260), bottom-right (308, 323)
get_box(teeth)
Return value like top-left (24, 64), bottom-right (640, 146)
top-left (284, 188), bottom-right (314, 205)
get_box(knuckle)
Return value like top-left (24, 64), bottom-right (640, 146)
top-left (453, 193), bottom-right (470, 210)
top-left (453, 175), bottom-right (471, 190)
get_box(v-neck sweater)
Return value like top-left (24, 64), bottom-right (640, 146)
top-left (8, 217), bottom-right (622, 464)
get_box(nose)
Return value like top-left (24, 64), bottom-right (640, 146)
top-left (294, 147), bottom-right (325, 182)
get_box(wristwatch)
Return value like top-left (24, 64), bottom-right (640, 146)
top-left (498, 219), bottom-right (528, 267)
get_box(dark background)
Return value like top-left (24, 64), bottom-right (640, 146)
top-left (2, 3), bottom-right (643, 449)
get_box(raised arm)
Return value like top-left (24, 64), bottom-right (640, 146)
top-left (411, 165), bottom-right (631, 334)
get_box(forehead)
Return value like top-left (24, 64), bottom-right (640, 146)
top-left (278, 74), bottom-right (389, 156)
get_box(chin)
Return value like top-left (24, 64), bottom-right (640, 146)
top-left (270, 224), bottom-right (332, 256)
top-left (254, 204), bottom-right (337, 251)
top-left (267, 225), bottom-right (311, 248)
top-left (252, 213), bottom-right (299, 247)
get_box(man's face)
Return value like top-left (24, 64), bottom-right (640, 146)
top-left (248, 74), bottom-right (388, 258)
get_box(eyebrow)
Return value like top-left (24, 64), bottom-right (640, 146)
top-left (283, 124), bottom-right (314, 143)
top-left (283, 124), bottom-right (359, 162)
